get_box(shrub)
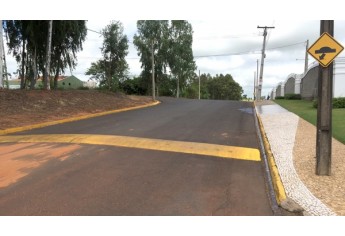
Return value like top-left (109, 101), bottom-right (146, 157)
top-left (313, 100), bottom-right (318, 108)
top-left (275, 96), bottom-right (284, 100)
top-left (313, 97), bottom-right (345, 109)
top-left (285, 93), bottom-right (301, 100)
top-left (333, 97), bottom-right (345, 108)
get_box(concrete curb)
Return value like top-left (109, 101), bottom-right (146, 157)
top-left (0, 100), bottom-right (160, 136)
top-left (254, 103), bottom-right (287, 205)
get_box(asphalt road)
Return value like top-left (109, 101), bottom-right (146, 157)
top-left (0, 97), bottom-right (275, 215)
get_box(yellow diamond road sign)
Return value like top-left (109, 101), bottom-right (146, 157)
top-left (308, 32), bottom-right (344, 67)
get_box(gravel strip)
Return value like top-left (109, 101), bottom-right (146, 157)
top-left (257, 104), bottom-right (335, 216)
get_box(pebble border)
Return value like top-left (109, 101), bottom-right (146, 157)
top-left (257, 105), bottom-right (335, 216)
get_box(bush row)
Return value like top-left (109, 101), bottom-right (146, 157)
top-left (274, 94), bottom-right (301, 100)
top-left (313, 97), bottom-right (345, 108)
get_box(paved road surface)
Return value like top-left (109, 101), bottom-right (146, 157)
top-left (0, 97), bottom-right (275, 215)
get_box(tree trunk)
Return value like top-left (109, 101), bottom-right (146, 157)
top-left (54, 59), bottom-right (60, 90)
top-left (44, 20), bottom-right (53, 90)
top-left (30, 47), bottom-right (37, 90)
top-left (20, 39), bottom-right (26, 89)
top-left (176, 76), bottom-right (179, 98)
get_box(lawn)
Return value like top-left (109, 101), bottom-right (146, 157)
top-left (274, 99), bottom-right (345, 144)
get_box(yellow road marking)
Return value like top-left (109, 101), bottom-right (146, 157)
top-left (0, 134), bottom-right (261, 161)
top-left (0, 101), bottom-right (160, 136)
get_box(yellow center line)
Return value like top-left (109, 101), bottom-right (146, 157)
top-left (0, 134), bottom-right (261, 162)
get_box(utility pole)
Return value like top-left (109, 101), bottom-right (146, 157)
top-left (44, 20), bottom-right (53, 90)
top-left (0, 20), bottom-right (3, 89)
top-left (257, 26), bottom-right (275, 100)
top-left (316, 20), bottom-right (334, 176)
top-left (255, 59), bottom-right (259, 101)
top-left (198, 70), bottom-right (200, 100)
top-left (253, 71), bottom-right (256, 100)
top-left (151, 41), bottom-right (155, 101)
top-left (304, 40), bottom-right (309, 73)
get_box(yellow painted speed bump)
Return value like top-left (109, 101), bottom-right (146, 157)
top-left (0, 134), bottom-right (260, 162)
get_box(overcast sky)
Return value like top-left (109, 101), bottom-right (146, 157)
top-left (3, 1), bottom-right (345, 98)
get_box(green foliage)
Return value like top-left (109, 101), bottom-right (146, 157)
top-left (133, 20), bottom-right (169, 96)
top-left (133, 20), bottom-right (196, 98)
top-left (3, 20), bottom-right (87, 90)
top-left (207, 74), bottom-right (243, 100)
top-left (275, 96), bottom-right (284, 100)
top-left (284, 93), bottom-right (301, 100)
top-left (120, 76), bottom-right (147, 95)
top-left (86, 21), bottom-right (129, 92)
top-left (313, 97), bottom-right (345, 109)
top-left (333, 97), bottom-right (345, 108)
top-left (313, 100), bottom-right (318, 108)
top-left (167, 21), bottom-right (196, 97)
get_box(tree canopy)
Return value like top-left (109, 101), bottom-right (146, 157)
top-left (86, 21), bottom-right (129, 91)
top-left (3, 20), bottom-right (87, 90)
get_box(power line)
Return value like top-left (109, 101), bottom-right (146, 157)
top-left (87, 28), bottom-right (101, 35)
top-left (193, 41), bottom-right (304, 58)
top-left (87, 28), bottom-right (134, 44)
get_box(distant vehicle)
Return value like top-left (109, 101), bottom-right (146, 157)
top-left (315, 47), bottom-right (336, 54)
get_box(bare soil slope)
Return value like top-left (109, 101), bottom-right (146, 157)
top-left (0, 90), bottom-right (153, 130)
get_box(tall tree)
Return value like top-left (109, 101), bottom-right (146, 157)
top-left (167, 20), bottom-right (196, 98)
top-left (86, 21), bottom-right (129, 91)
top-left (51, 20), bottom-right (87, 89)
top-left (4, 20), bottom-right (87, 90)
top-left (133, 20), bottom-right (169, 98)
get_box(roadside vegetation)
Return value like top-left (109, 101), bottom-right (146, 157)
top-left (2, 20), bottom-right (243, 101)
top-left (274, 99), bottom-right (345, 144)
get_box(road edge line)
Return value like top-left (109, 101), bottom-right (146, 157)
top-left (0, 100), bottom-right (160, 136)
top-left (254, 102), bottom-right (287, 206)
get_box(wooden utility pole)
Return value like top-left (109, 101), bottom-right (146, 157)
top-left (198, 70), bottom-right (200, 100)
top-left (253, 71), bottom-right (256, 100)
top-left (254, 59), bottom-right (259, 101)
top-left (151, 41), bottom-right (155, 101)
top-left (316, 20), bottom-right (334, 175)
top-left (304, 40), bottom-right (309, 73)
top-left (257, 26), bottom-right (275, 100)
top-left (44, 20), bottom-right (53, 90)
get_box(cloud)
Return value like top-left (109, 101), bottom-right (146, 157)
top-left (3, 19), bottom-right (345, 98)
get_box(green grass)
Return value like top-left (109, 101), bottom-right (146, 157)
top-left (274, 100), bottom-right (345, 144)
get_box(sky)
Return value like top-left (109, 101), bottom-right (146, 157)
top-left (3, 1), bottom-right (345, 99)
top-left (4, 19), bottom-right (345, 98)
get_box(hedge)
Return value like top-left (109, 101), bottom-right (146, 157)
top-left (313, 97), bottom-right (345, 109)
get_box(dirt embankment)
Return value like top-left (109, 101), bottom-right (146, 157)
top-left (0, 89), bottom-right (153, 130)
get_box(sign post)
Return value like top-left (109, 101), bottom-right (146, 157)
top-left (307, 20), bottom-right (344, 175)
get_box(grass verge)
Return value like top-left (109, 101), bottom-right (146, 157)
top-left (274, 100), bottom-right (345, 144)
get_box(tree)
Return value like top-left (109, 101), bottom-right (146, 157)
top-left (207, 74), bottom-right (243, 100)
top-left (167, 20), bottom-right (196, 98)
top-left (133, 20), bottom-right (169, 98)
top-left (86, 21), bottom-right (129, 91)
top-left (51, 20), bottom-right (87, 89)
top-left (4, 20), bottom-right (87, 90)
